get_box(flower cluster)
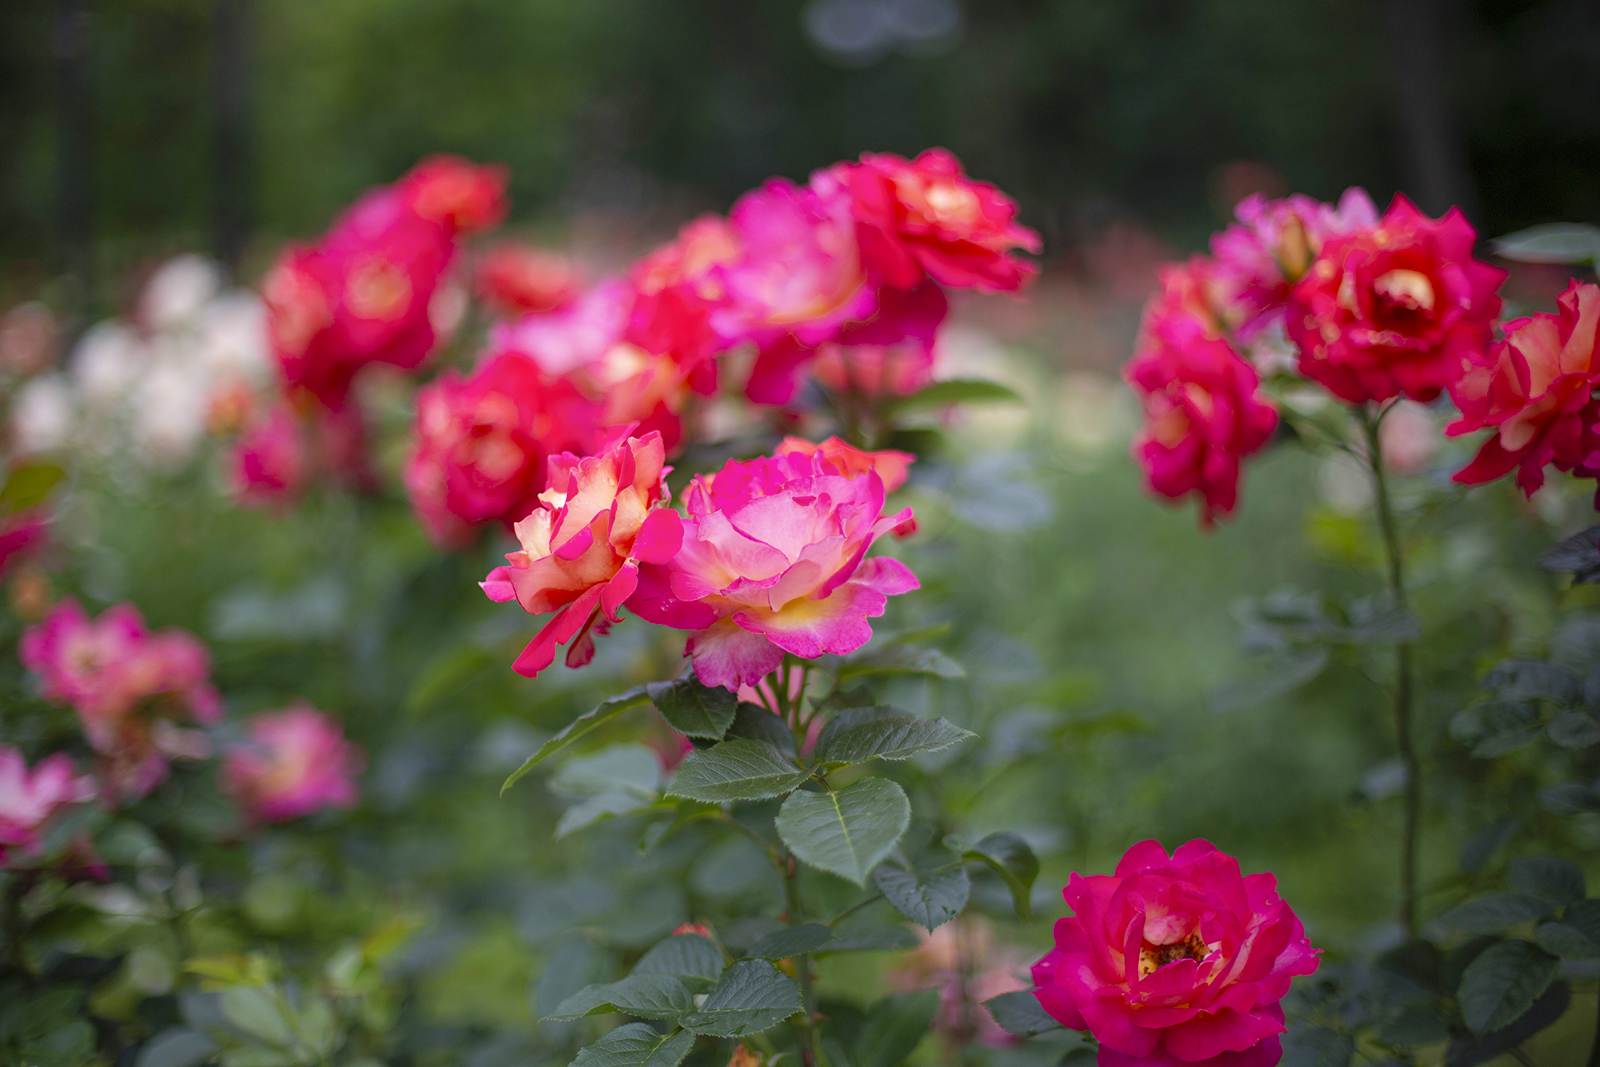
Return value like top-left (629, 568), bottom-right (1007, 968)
top-left (483, 432), bottom-right (917, 688)
top-left (18, 599), bottom-right (361, 827)
top-left (1128, 189), bottom-right (1507, 523)
top-left (1032, 840), bottom-right (1320, 1067)
top-left (242, 155), bottom-right (509, 509)
top-left (409, 149), bottom-right (1033, 547)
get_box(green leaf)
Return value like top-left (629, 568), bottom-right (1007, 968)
top-left (1280, 1026), bottom-right (1354, 1067)
top-left (1533, 920), bottom-right (1600, 959)
top-left (983, 991), bottom-right (1065, 1039)
top-left (219, 1049), bottom-right (296, 1067)
top-left (1540, 782), bottom-right (1600, 815)
top-left (558, 790), bottom-right (658, 838)
top-left (1457, 939), bottom-right (1559, 1034)
top-left (667, 740), bottom-right (810, 802)
top-left (823, 925), bottom-right (921, 953)
top-left (854, 990), bottom-right (939, 1067)
top-left (679, 959), bottom-right (804, 1036)
top-left (725, 702), bottom-right (797, 758)
top-left (1451, 701), bottom-right (1544, 758)
top-left (1483, 659), bottom-right (1583, 704)
top-left (838, 646), bottom-right (964, 682)
top-left (776, 778), bottom-right (911, 886)
top-left (649, 671), bottom-right (739, 740)
top-left (23, 1019), bottom-right (97, 1067)
top-left (548, 974), bottom-right (695, 1021)
top-left (1446, 982), bottom-right (1570, 1067)
top-left (1491, 223), bottom-right (1600, 265)
top-left (0, 463), bottom-right (62, 512)
top-left (888, 378), bottom-right (1022, 413)
top-left (136, 1029), bottom-right (220, 1067)
top-left (1540, 524), bottom-right (1600, 583)
top-left (1508, 856), bottom-right (1585, 907)
top-left (218, 987), bottom-right (296, 1049)
top-left (503, 687), bottom-right (652, 792)
top-left (814, 713), bottom-right (974, 769)
top-left (640, 800), bottom-right (722, 852)
top-left (962, 832), bottom-right (1039, 921)
top-left (1433, 893), bottom-right (1553, 934)
top-left (873, 865), bottom-right (970, 931)
top-left (571, 1024), bottom-right (696, 1067)
top-left (1548, 712), bottom-right (1600, 749)
top-left (632, 933), bottom-right (726, 989)
top-left (746, 924), bottom-right (835, 960)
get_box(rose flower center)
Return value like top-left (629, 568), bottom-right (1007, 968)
top-left (1138, 932), bottom-right (1209, 978)
top-left (1370, 269), bottom-right (1436, 331)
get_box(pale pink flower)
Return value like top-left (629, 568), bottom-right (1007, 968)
top-left (223, 703), bottom-right (362, 823)
top-left (0, 747), bottom-right (94, 866)
top-left (886, 919), bottom-right (1031, 1050)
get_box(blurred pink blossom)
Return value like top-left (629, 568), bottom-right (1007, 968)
top-left (223, 703), bottom-right (362, 823)
top-left (0, 747), bottom-right (94, 867)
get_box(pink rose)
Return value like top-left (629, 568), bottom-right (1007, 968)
top-left (1209, 189), bottom-right (1377, 339)
top-left (632, 215), bottom-right (742, 303)
top-left (481, 431), bottom-right (684, 677)
top-left (1126, 294), bottom-right (1279, 527)
top-left (1450, 280), bottom-right (1600, 497)
top-left (230, 403), bottom-right (308, 511)
top-left (0, 747), bottom-right (94, 866)
top-left (406, 352), bottom-right (602, 548)
top-left (774, 435), bottom-right (914, 493)
top-left (475, 242), bottom-right (580, 316)
top-left (628, 448), bottom-right (917, 690)
top-left (1032, 840), bottom-right (1320, 1067)
top-left (223, 703), bottom-right (362, 823)
top-left (842, 148), bottom-right (1041, 294)
top-left (21, 599), bottom-right (221, 803)
top-left (1286, 194), bottom-right (1505, 404)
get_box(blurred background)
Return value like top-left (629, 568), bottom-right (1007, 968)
top-left (3, 0), bottom-right (1599, 315)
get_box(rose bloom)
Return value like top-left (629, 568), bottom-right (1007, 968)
top-left (230, 403), bottom-right (308, 511)
top-left (841, 148), bottom-right (1041, 294)
top-left (0, 510), bottom-right (48, 580)
top-left (712, 176), bottom-right (873, 350)
top-left (223, 703), bottom-right (363, 823)
top-left (0, 746), bottom-right (94, 867)
top-left (476, 242), bottom-right (580, 316)
top-left (21, 599), bottom-right (222, 803)
top-left (398, 154), bottom-right (509, 236)
top-left (1126, 304), bottom-right (1279, 527)
top-left (1286, 194), bottom-right (1505, 404)
top-left (813, 341), bottom-right (934, 398)
top-left (1209, 188), bottom-right (1378, 340)
top-left (481, 432), bottom-right (684, 677)
top-left (405, 352), bottom-right (602, 547)
top-left (629, 448), bottom-right (917, 690)
top-left (746, 280), bottom-right (947, 406)
top-left (1450, 280), bottom-right (1600, 498)
top-left (1032, 840), bottom-right (1320, 1067)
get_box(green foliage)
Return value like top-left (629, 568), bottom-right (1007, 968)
top-left (1456, 940), bottom-right (1559, 1035)
top-left (983, 991), bottom-right (1065, 1039)
top-left (668, 740), bottom-right (811, 803)
top-left (776, 779), bottom-right (912, 887)
top-left (648, 670), bottom-right (739, 740)
top-left (678, 959), bottom-right (803, 1037)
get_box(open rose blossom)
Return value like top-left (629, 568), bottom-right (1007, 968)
top-left (0, 746), bottom-right (94, 866)
top-left (406, 352), bottom-right (602, 547)
top-left (842, 148), bottom-right (1041, 293)
top-left (223, 703), bottom-right (362, 823)
top-left (1032, 840), bottom-right (1320, 1067)
top-left (21, 599), bottom-right (221, 803)
top-left (1126, 300), bottom-right (1279, 527)
top-left (1450, 280), bottom-right (1600, 498)
top-left (398, 154), bottom-right (509, 236)
top-left (1286, 195), bottom-right (1505, 404)
top-left (476, 242), bottom-right (580, 316)
top-left (629, 448), bottom-right (917, 690)
top-left (1209, 188), bottom-right (1378, 339)
top-left (230, 403), bottom-right (308, 510)
top-left (481, 431), bottom-right (683, 677)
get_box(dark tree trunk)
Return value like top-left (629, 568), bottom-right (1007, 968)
top-left (1381, 0), bottom-right (1480, 221)
top-left (52, 0), bottom-right (94, 312)
top-left (212, 0), bottom-right (254, 281)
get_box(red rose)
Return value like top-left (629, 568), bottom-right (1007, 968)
top-left (1032, 840), bottom-right (1320, 1067)
top-left (1450, 280), bottom-right (1600, 497)
top-left (842, 149), bottom-right (1041, 293)
top-left (1286, 194), bottom-right (1505, 404)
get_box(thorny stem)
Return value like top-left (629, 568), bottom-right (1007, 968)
top-left (1588, 984), bottom-right (1600, 1067)
top-left (782, 851), bottom-right (824, 1067)
top-left (1360, 405), bottom-right (1421, 936)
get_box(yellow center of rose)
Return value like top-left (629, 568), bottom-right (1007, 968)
top-left (1373, 269), bottom-right (1435, 313)
top-left (345, 258), bottom-right (413, 321)
top-left (1138, 932), bottom-right (1208, 978)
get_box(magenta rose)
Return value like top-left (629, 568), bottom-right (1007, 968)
top-left (1031, 840), bottom-right (1320, 1067)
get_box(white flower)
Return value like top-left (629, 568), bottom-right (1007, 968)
top-left (141, 255), bottom-right (223, 332)
top-left (10, 374), bottom-right (75, 455)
